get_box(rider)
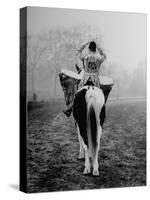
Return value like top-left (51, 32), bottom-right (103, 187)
top-left (63, 40), bottom-right (111, 117)
top-left (76, 40), bottom-right (106, 87)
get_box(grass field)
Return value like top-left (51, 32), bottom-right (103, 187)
top-left (27, 99), bottom-right (146, 193)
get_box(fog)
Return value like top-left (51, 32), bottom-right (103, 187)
top-left (24, 7), bottom-right (146, 101)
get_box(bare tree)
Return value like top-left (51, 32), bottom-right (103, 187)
top-left (27, 35), bottom-right (47, 101)
top-left (27, 25), bottom-right (104, 101)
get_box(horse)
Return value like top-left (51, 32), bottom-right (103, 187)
top-left (73, 83), bottom-right (105, 176)
top-left (59, 69), bottom-right (107, 176)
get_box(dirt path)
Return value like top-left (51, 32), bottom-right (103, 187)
top-left (27, 100), bottom-right (146, 193)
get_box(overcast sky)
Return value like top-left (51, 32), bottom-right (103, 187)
top-left (27, 7), bottom-right (147, 71)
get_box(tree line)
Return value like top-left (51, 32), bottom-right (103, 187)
top-left (21, 25), bottom-right (146, 102)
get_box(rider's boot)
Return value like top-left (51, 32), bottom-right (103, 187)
top-left (63, 107), bottom-right (72, 117)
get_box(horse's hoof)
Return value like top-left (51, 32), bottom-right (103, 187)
top-left (92, 170), bottom-right (99, 176)
top-left (83, 167), bottom-right (91, 175)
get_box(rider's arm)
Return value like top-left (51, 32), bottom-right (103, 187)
top-left (97, 46), bottom-right (107, 64)
top-left (76, 41), bottom-right (89, 60)
top-left (75, 42), bottom-right (89, 71)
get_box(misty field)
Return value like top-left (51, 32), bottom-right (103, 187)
top-left (27, 99), bottom-right (146, 193)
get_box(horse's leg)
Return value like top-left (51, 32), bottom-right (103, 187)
top-left (92, 125), bottom-right (102, 176)
top-left (76, 123), bottom-right (84, 159)
top-left (82, 140), bottom-right (91, 174)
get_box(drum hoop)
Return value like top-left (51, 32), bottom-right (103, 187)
top-left (99, 75), bottom-right (114, 85)
top-left (61, 69), bottom-right (82, 80)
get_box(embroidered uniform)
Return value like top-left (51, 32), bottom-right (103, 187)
top-left (76, 41), bottom-right (106, 88)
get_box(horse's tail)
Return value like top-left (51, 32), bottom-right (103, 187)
top-left (87, 100), bottom-right (97, 159)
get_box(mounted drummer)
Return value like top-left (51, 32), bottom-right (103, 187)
top-left (76, 41), bottom-right (106, 87)
top-left (59, 40), bottom-right (113, 117)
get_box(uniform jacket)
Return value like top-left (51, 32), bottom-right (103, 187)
top-left (76, 42), bottom-right (106, 87)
